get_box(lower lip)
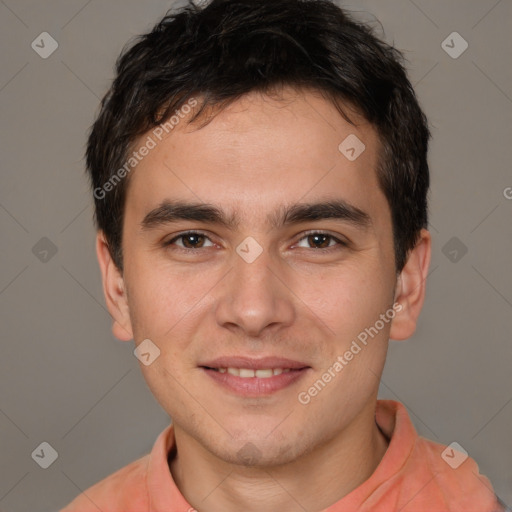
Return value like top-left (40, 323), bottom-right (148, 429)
top-left (202, 368), bottom-right (310, 396)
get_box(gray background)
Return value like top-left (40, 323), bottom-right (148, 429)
top-left (0, 0), bottom-right (511, 510)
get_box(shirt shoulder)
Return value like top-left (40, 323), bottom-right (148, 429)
top-left (59, 454), bottom-right (151, 512)
top-left (335, 401), bottom-right (504, 512)
top-left (407, 435), bottom-right (503, 511)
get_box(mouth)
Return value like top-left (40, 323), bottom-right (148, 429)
top-left (205, 367), bottom-right (295, 378)
top-left (199, 357), bottom-right (311, 396)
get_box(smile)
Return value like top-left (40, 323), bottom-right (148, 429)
top-left (200, 359), bottom-right (310, 396)
top-left (209, 367), bottom-right (292, 378)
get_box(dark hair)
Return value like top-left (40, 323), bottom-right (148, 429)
top-left (86, 0), bottom-right (430, 272)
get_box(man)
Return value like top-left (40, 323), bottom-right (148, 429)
top-left (61, 0), bottom-right (506, 510)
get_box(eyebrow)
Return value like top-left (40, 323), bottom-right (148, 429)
top-left (140, 199), bottom-right (372, 231)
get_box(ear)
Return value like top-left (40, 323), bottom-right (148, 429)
top-left (96, 231), bottom-right (133, 342)
top-left (389, 229), bottom-right (431, 341)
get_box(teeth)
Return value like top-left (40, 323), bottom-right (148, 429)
top-left (255, 369), bottom-right (273, 378)
top-left (218, 367), bottom-right (293, 378)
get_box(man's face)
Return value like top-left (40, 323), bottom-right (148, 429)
top-left (117, 88), bottom-right (399, 465)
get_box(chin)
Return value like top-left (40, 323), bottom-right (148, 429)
top-left (215, 438), bottom-right (302, 468)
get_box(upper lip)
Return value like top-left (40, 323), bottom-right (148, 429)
top-left (200, 356), bottom-right (309, 370)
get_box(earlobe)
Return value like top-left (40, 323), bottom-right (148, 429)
top-left (389, 229), bottom-right (431, 341)
top-left (96, 232), bottom-right (133, 342)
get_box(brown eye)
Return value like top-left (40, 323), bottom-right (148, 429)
top-left (296, 232), bottom-right (346, 250)
top-left (180, 233), bottom-right (205, 248)
top-left (166, 232), bottom-right (214, 250)
top-left (307, 233), bottom-right (331, 249)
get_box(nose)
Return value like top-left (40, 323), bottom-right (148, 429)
top-left (214, 245), bottom-right (295, 338)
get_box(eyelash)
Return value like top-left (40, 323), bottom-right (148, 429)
top-left (164, 230), bottom-right (348, 253)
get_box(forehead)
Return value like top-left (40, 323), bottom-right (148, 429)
top-left (124, 88), bottom-right (388, 231)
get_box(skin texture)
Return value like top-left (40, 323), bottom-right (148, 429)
top-left (97, 87), bottom-right (431, 512)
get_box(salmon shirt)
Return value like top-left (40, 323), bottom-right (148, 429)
top-left (60, 400), bottom-right (507, 512)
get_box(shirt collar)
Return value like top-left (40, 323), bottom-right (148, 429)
top-left (145, 400), bottom-right (415, 511)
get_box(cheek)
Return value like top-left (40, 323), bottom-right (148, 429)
top-left (125, 257), bottom-right (221, 342)
top-left (297, 261), bottom-right (392, 338)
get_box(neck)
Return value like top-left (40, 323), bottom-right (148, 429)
top-left (169, 400), bottom-right (389, 512)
